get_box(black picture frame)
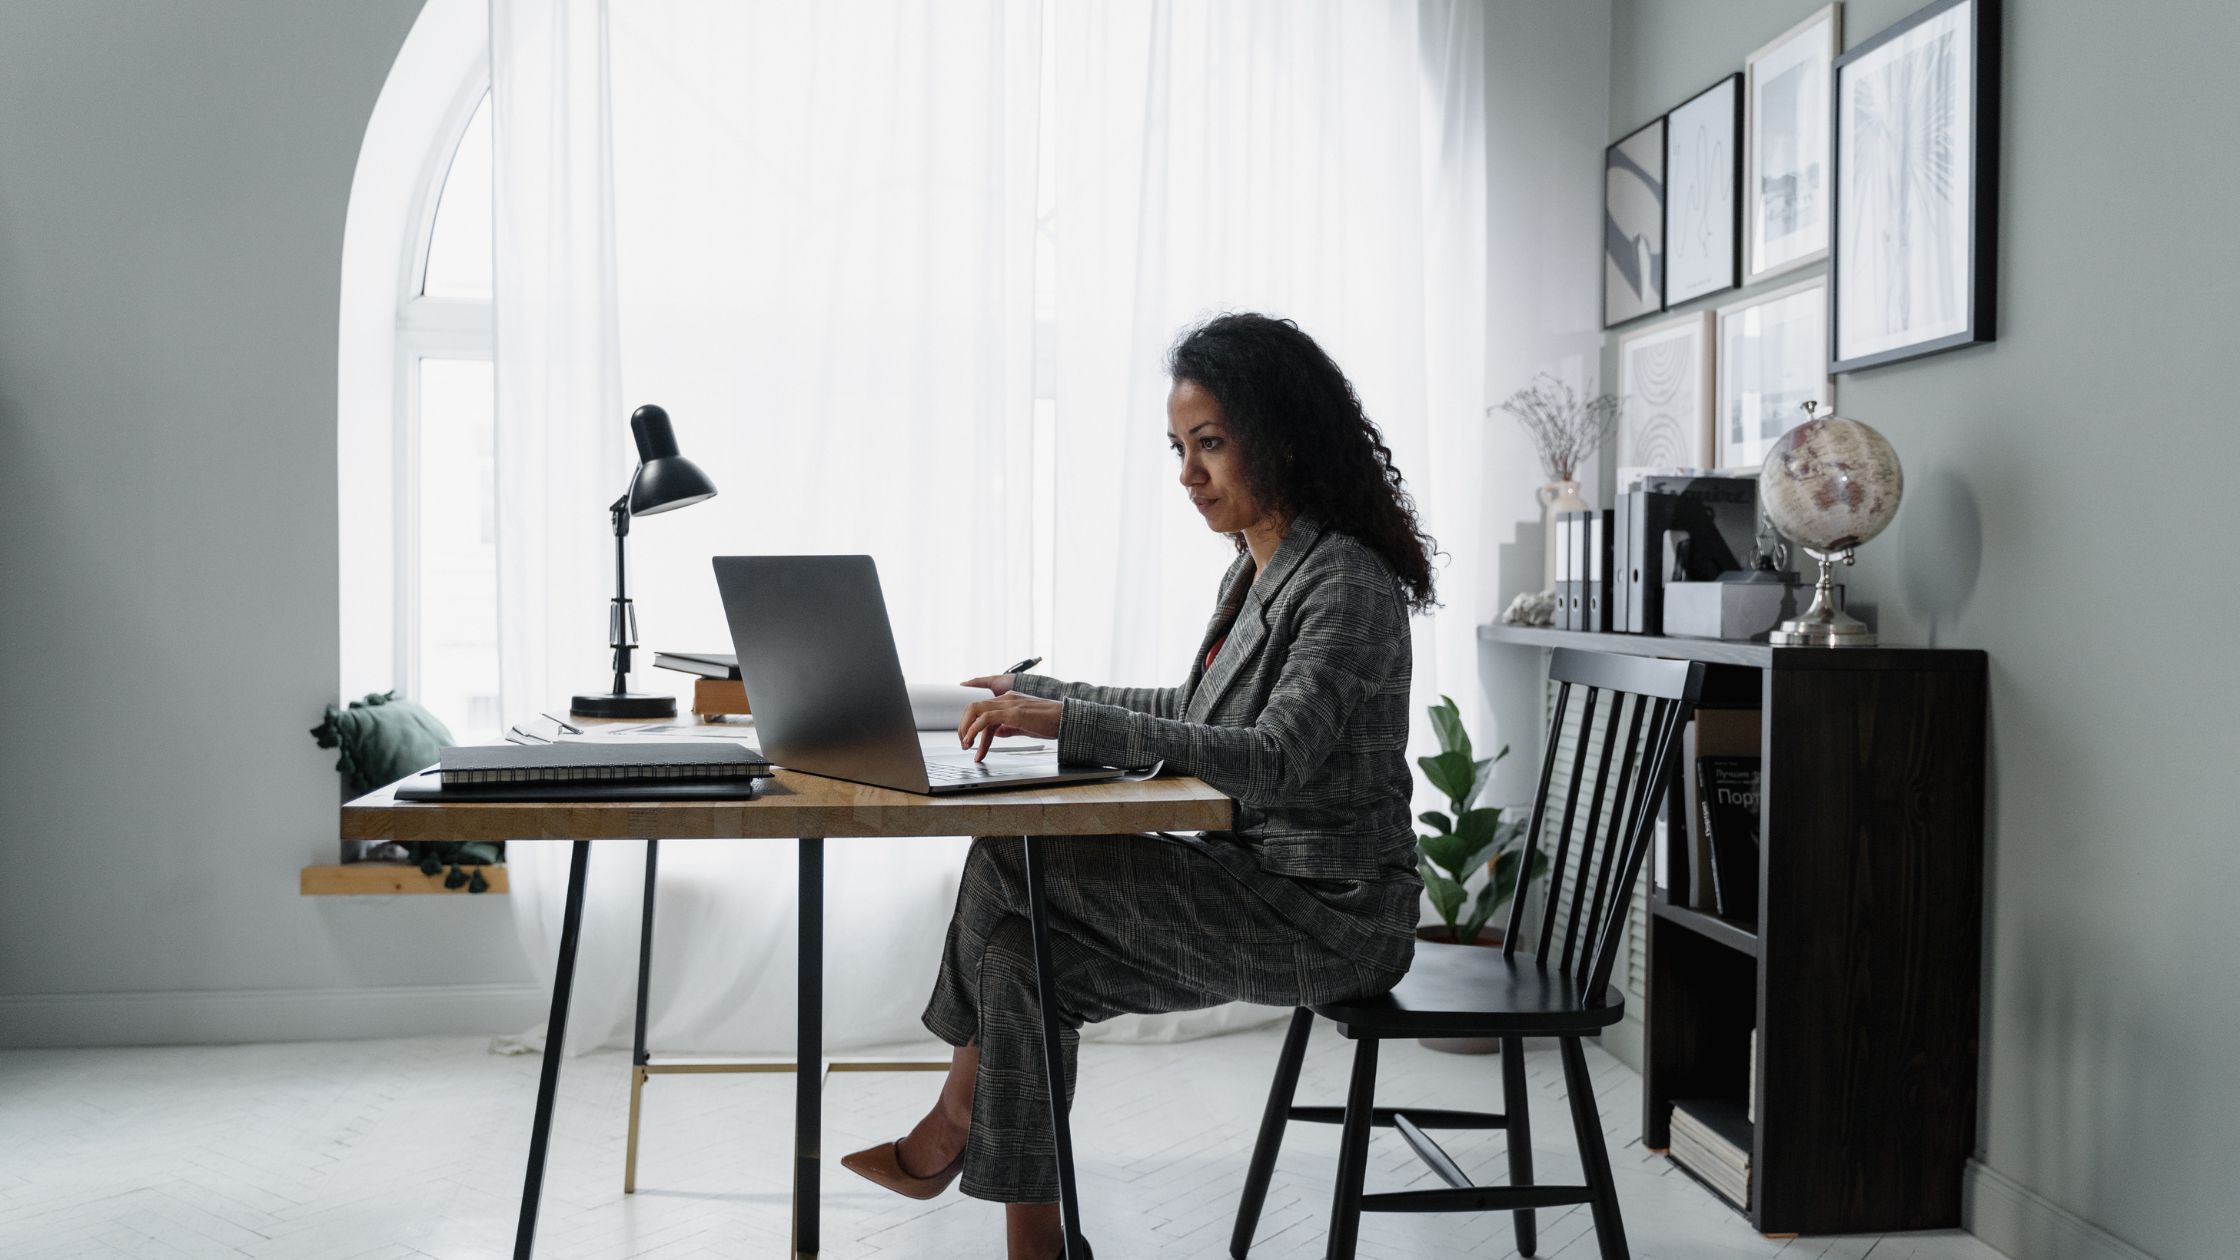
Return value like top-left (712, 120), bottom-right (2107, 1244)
top-left (1829, 0), bottom-right (2001, 373)
top-left (1663, 72), bottom-right (1743, 307)
top-left (1603, 117), bottom-right (1668, 329)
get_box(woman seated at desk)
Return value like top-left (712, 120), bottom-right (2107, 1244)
top-left (841, 312), bottom-right (1436, 1260)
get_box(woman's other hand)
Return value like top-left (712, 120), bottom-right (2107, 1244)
top-left (959, 674), bottom-right (1014, 696)
top-left (958, 693), bottom-right (1062, 761)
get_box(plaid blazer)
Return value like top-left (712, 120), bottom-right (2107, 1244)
top-left (1013, 517), bottom-right (1417, 881)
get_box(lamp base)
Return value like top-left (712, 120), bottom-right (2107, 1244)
top-left (571, 690), bottom-right (678, 720)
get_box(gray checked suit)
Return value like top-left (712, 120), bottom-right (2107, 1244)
top-left (920, 516), bottom-right (1424, 1202)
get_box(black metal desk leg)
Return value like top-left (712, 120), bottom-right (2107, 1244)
top-left (625, 839), bottom-right (660, 1193)
top-left (515, 840), bottom-right (592, 1260)
top-left (1020, 834), bottom-right (1087, 1259)
top-left (795, 837), bottom-right (824, 1258)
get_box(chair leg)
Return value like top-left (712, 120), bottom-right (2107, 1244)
top-left (1323, 1037), bottom-right (1379, 1260)
top-left (1503, 1036), bottom-right (1536, 1256)
top-left (1559, 1036), bottom-right (1630, 1260)
top-left (1231, 1007), bottom-right (1314, 1258)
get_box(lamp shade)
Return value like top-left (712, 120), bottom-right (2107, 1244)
top-left (626, 403), bottom-right (717, 515)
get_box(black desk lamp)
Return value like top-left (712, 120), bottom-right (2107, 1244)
top-left (570, 404), bottom-right (717, 719)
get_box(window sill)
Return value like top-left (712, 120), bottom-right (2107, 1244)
top-left (300, 863), bottom-right (509, 896)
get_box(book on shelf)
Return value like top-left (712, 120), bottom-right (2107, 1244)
top-left (1698, 755), bottom-right (1762, 920)
top-left (1669, 1097), bottom-right (1752, 1209)
top-left (436, 741), bottom-right (771, 786)
top-left (654, 650), bottom-right (740, 680)
top-left (1680, 707), bottom-right (1759, 913)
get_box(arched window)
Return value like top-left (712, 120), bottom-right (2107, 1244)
top-left (337, 0), bottom-right (499, 741)
top-left (399, 91), bottom-right (498, 740)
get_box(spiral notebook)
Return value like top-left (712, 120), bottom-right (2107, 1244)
top-left (436, 741), bottom-right (772, 786)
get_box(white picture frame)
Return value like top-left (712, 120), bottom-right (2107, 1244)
top-left (1664, 74), bottom-right (1741, 306)
top-left (1746, 3), bottom-right (1841, 284)
top-left (1615, 311), bottom-right (1715, 492)
top-left (1716, 277), bottom-right (1833, 472)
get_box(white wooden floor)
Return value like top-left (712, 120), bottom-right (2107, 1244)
top-left (0, 1022), bottom-right (2012, 1259)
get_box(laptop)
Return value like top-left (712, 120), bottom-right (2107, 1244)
top-left (712, 555), bottom-right (1134, 794)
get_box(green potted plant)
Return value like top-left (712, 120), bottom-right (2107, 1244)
top-left (1415, 696), bottom-right (1548, 1052)
top-left (1416, 696), bottom-right (1546, 946)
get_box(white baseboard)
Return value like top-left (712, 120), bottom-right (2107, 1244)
top-left (1965, 1160), bottom-right (2161, 1260)
top-left (0, 983), bottom-right (547, 1049)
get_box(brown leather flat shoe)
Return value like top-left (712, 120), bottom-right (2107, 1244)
top-left (838, 1134), bottom-right (964, 1200)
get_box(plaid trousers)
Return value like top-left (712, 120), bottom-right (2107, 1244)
top-left (921, 830), bottom-right (1417, 1202)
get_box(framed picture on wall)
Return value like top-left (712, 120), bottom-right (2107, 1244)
top-left (1831, 0), bottom-right (2001, 372)
top-left (1663, 73), bottom-right (1742, 306)
top-left (1746, 3), bottom-right (1842, 283)
top-left (1604, 117), bottom-right (1666, 327)
top-left (1716, 277), bottom-right (1833, 471)
top-left (1615, 311), bottom-right (1714, 491)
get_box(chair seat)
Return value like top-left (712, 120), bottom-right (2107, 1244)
top-left (1312, 941), bottom-right (1625, 1038)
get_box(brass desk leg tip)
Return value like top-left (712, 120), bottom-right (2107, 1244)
top-left (623, 1065), bottom-right (648, 1194)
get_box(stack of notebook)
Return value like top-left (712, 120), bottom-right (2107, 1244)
top-left (397, 741), bottom-right (772, 802)
top-left (1668, 1098), bottom-right (1752, 1209)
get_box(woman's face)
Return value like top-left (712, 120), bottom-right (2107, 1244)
top-left (1167, 377), bottom-right (1267, 536)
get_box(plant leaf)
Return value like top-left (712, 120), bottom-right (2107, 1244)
top-left (1423, 870), bottom-right (1465, 926)
top-left (1419, 749), bottom-right (1475, 808)
top-left (1418, 831), bottom-right (1469, 878)
top-left (1427, 696), bottom-right (1469, 758)
top-left (1464, 883), bottom-right (1503, 935)
top-left (1418, 811), bottom-right (1452, 835)
top-left (1464, 744), bottom-right (1510, 807)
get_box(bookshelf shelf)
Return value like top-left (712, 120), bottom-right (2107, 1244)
top-left (1651, 899), bottom-right (1759, 957)
top-left (1486, 625), bottom-right (1987, 1236)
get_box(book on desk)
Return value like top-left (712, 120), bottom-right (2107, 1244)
top-left (397, 740), bottom-right (771, 802)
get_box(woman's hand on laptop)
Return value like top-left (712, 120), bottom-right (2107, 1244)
top-left (958, 693), bottom-right (1061, 761)
top-left (959, 674), bottom-right (1015, 696)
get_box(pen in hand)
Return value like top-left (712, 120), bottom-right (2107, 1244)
top-left (1000, 655), bottom-right (1042, 676)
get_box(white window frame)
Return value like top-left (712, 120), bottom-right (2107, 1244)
top-left (337, 0), bottom-right (490, 704)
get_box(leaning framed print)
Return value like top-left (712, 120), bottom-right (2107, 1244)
top-left (1716, 278), bottom-right (1833, 471)
top-left (1664, 73), bottom-right (1742, 306)
top-left (1604, 117), bottom-right (1666, 327)
top-left (1615, 311), bottom-right (1714, 491)
top-left (1746, 3), bottom-right (1841, 283)
top-left (1830, 0), bottom-right (2001, 372)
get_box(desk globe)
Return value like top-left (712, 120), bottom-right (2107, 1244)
top-left (1757, 407), bottom-right (1903, 647)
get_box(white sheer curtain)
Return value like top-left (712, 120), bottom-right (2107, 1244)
top-left (1042, 0), bottom-right (1489, 730)
top-left (491, 0), bottom-right (1487, 1055)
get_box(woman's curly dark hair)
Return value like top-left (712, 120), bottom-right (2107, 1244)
top-left (1168, 313), bottom-right (1438, 612)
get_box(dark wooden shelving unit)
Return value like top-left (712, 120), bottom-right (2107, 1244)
top-left (1651, 900), bottom-right (1759, 958)
top-left (1482, 621), bottom-right (1987, 1236)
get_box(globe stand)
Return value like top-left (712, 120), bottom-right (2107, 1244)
top-left (1770, 547), bottom-right (1876, 647)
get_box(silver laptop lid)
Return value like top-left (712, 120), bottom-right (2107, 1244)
top-left (711, 555), bottom-right (931, 793)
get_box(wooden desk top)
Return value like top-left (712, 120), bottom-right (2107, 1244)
top-left (341, 769), bottom-right (1233, 843)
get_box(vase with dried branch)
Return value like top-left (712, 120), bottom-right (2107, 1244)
top-left (1492, 374), bottom-right (1620, 593)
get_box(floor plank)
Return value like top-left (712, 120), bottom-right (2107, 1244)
top-left (0, 1024), bottom-right (2012, 1259)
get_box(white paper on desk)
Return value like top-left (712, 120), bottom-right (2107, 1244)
top-left (908, 681), bottom-right (987, 730)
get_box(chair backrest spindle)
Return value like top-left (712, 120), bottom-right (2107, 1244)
top-left (1504, 650), bottom-right (1704, 1007)
top-left (1533, 687), bottom-right (1599, 963)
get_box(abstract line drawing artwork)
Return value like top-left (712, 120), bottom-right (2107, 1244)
top-left (1833, 0), bottom-right (1997, 371)
top-left (1664, 75), bottom-right (1740, 306)
top-left (1604, 118), bottom-right (1666, 327)
top-left (1615, 311), bottom-right (1714, 492)
top-left (1717, 278), bottom-right (1832, 471)
top-left (1747, 4), bottom-right (1841, 282)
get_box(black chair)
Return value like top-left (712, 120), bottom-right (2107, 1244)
top-left (1230, 648), bottom-right (1705, 1260)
